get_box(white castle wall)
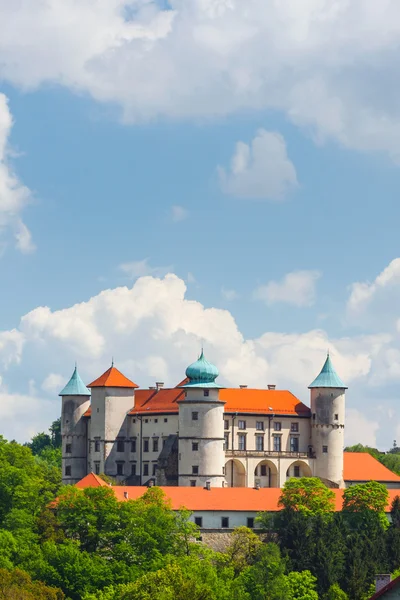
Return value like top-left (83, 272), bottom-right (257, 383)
top-left (61, 394), bottom-right (90, 484)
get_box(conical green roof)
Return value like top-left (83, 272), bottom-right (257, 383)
top-left (308, 354), bottom-right (347, 389)
top-left (59, 367), bottom-right (91, 396)
top-left (182, 351), bottom-right (222, 388)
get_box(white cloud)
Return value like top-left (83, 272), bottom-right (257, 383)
top-left (1, 270), bottom-right (397, 446)
top-left (345, 408), bottom-right (379, 447)
top-left (218, 130), bottom-right (298, 200)
top-left (0, 94), bottom-right (33, 252)
top-left (119, 258), bottom-right (172, 279)
top-left (221, 287), bottom-right (238, 301)
top-left (170, 205), bottom-right (188, 222)
top-left (3, 2), bottom-right (400, 157)
top-left (254, 270), bottom-right (321, 307)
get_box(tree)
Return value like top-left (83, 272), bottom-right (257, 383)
top-left (278, 478), bottom-right (335, 515)
top-left (390, 495), bottom-right (400, 528)
top-left (237, 543), bottom-right (292, 600)
top-left (323, 583), bottom-right (348, 600)
top-left (342, 481), bottom-right (389, 528)
top-left (225, 526), bottom-right (262, 575)
top-left (0, 567), bottom-right (64, 599)
top-left (286, 571), bottom-right (318, 600)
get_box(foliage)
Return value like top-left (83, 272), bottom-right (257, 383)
top-left (278, 478), bottom-right (335, 514)
top-left (342, 481), bottom-right (389, 514)
top-left (27, 419), bottom-right (62, 470)
top-left (0, 567), bottom-right (64, 599)
top-left (286, 570), bottom-right (318, 600)
top-left (323, 583), bottom-right (349, 600)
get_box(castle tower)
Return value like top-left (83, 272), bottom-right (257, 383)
top-left (88, 365), bottom-right (138, 481)
top-left (60, 366), bottom-right (91, 485)
top-left (178, 351), bottom-right (226, 488)
top-left (309, 354), bottom-right (347, 488)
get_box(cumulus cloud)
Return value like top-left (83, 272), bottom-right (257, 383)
top-left (170, 205), bottom-right (188, 222)
top-left (3, 2), bottom-right (400, 157)
top-left (1, 269), bottom-right (399, 446)
top-left (218, 130), bottom-right (298, 200)
top-left (345, 408), bottom-right (379, 447)
top-left (0, 94), bottom-right (34, 252)
top-left (119, 258), bottom-right (172, 279)
top-left (221, 287), bottom-right (238, 301)
top-left (254, 270), bottom-right (321, 307)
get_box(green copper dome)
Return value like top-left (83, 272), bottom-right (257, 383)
top-left (182, 350), bottom-right (222, 388)
top-left (308, 354), bottom-right (347, 389)
top-left (59, 366), bottom-right (91, 396)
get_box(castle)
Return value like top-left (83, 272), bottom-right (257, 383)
top-left (60, 352), bottom-right (349, 489)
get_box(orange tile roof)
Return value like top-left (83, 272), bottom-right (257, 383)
top-left (343, 452), bottom-right (400, 482)
top-left (88, 366), bottom-right (138, 389)
top-left (129, 387), bottom-right (185, 415)
top-left (74, 476), bottom-right (400, 512)
top-left (221, 389), bottom-right (310, 416)
top-left (75, 473), bottom-right (108, 488)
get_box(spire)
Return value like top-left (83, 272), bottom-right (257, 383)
top-left (308, 354), bottom-right (347, 389)
top-left (59, 366), bottom-right (91, 396)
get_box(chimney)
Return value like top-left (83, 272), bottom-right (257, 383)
top-left (205, 481), bottom-right (211, 491)
top-left (149, 386), bottom-right (156, 390)
top-left (156, 382), bottom-right (164, 391)
top-left (123, 491), bottom-right (129, 499)
top-left (268, 384), bottom-right (276, 390)
top-left (375, 575), bottom-right (391, 593)
top-left (239, 385), bottom-right (248, 389)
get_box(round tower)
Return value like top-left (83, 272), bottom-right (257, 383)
top-left (309, 354), bottom-right (347, 488)
top-left (60, 366), bottom-right (91, 485)
top-left (178, 351), bottom-right (225, 488)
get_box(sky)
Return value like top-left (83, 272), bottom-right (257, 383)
top-left (1, 0), bottom-right (400, 448)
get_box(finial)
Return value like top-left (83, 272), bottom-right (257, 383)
top-left (75, 360), bottom-right (77, 369)
top-left (111, 356), bottom-right (114, 367)
top-left (327, 348), bottom-right (330, 357)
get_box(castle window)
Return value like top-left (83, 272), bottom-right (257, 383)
top-left (192, 412), bottom-right (199, 421)
top-left (192, 465), bottom-right (199, 475)
top-left (131, 463), bottom-right (136, 476)
top-left (224, 420), bottom-right (229, 430)
top-left (117, 463), bottom-right (124, 476)
top-left (143, 463), bottom-right (149, 476)
top-left (291, 423), bottom-right (299, 432)
top-left (65, 443), bottom-right (72, 454)
top-left (94, 462), bottom-right (100, 475)
top-left (238, 434), bottom-right (246, 451)
top-left (221, 517), bottom-right (229, 528)
top-left (294, 466), bottom-right (300, 477)
top-left (154, 418), bottom-right (158, 423)
top-left (290, 436), bottom-right (299, 452)
top-left (65, 466), bottom-right (71, 477)
top-left (192, 442), bottom-right (199, 451)
top-left (152, 463), bottom-right (157, 476)
top-left (261, 465), bottom-right (267, 476)
top-left (323, 446), bottom-right (328, 453)
top-left (238, 420), bottom-right (246, 430)
top-left (223, 433), bottom-right (229, 451)
top-left (117, 440), bottom-right (124, 452)
top-left (195, 516), bottom-right (203, 527)
top-left (143, 439), bottom-right (149, 453)
top-left (145, 419), bottom-right (148, 423)
top-left (247, 518), bottom-right (254, 529)
top-left (190, 480), bottom-right (196, 487)
top-left (255, 436), bottom-right (264, 451)
top-left (334, 414), bottom-right (339, 420)
top-left (164, 418), bottom-right (168, 423)
top-left (203, 390), bottom-right (209, 397)
top-left (274, 422), bottom-right (282, 431)
top-left (256, 421), bottom-right (264, 431)
top-left (132, 418), bottom-right (136, 423)
top-left (94, 441), bottom-right (100, 452)
top-left (312, 413), bottom-right (316, 420)
top-left (273, 436), bottom-right (281, 452)
top-left (131, 440), bottom-right (136, 453)
top-left (152, 438), bottom-right (159, 453)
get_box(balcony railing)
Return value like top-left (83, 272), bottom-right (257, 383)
top-left (225, 449), bottom-right (310, 459)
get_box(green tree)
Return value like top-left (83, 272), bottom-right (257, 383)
top-left (323, 583), bottom-right (349, 600)
top-left (278, 478), bottom-right (335, 514)
top-left (225, 526), bottom-right (262, 575)
top-left (287, 570), bottom-right (318, 600)
top-left (0, 567), bottom-right (64, 599)
top-left (237, 543), bottom-right (292, 600)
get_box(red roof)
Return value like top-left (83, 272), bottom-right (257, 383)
top-left (368, 575), bottom-right (400, 599)
top-left (221, 389), bottom-right (310, 416)
top-left (75, 475), bottom-right (400, 512)
top-left (75, 473), bottom-right (108, 488)
top-left (88, 366), bottom-right (138, 389)
top-left (130, 387), bottom-right (185, 415)
top-left (343, 452), bottom-right (400, 482)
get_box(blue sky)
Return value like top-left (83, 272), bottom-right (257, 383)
top-left (1, 0), bottom-right (400, 447)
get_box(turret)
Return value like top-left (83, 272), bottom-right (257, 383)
top-left (178, 351), bottom-right (226, 488)
top-left (88, 364), bottom-right (138, 481)
top-left (60, 366), bottom-right (91, 485)
top-left (309, 354), bottom-right (347, 488)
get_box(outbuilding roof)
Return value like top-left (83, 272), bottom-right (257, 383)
top-left (343, 452), bottom-right (400, 483)
top-left (88, 366), bottom-right (139, 389)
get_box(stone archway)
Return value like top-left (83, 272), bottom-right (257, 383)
top-left (286, 460), bottom-right (313, 480)
top-left (225, 459), bottom-right (246, 487)
top-left (254, 460), bottom-right (278, 488)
